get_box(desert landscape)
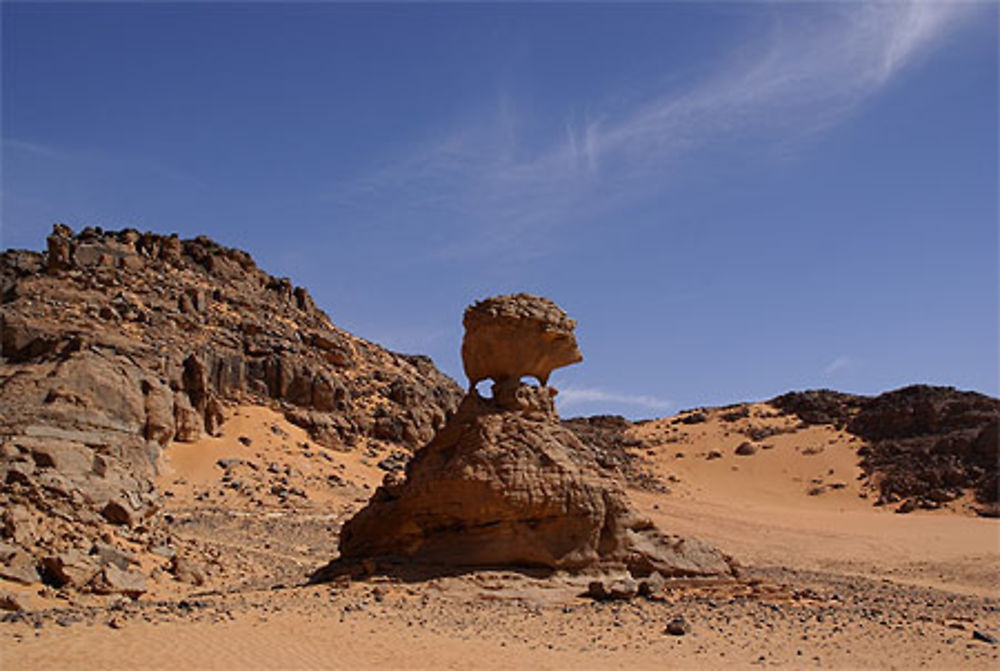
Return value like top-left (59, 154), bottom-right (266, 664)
top-left (1, 226), bottom-right (997, 669)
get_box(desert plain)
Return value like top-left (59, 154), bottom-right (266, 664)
top-left (2, 400), bottom-right (998, 669)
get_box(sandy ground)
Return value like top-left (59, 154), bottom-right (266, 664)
top-left (3, 402), bottom-right (998, 669)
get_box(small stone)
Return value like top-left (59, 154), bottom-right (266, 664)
top-left (638, 572), bottom-right (666, 599)
top-left (607, 576), bottom-right (638, 600)
top-left (586, 581), bottom-right (609, 600)
top-left (973, 630), bottom-right (997, 644)
top-left (100, 499), bottom-right (134, 526)
top-left (734, 442), bottom-right (757, 456)
top-left (665, 616), bottom-right (690, 636)
top-left (0, 592), bottom-right (25, 611)
top-left (90, 542), bottom-right (135, 570)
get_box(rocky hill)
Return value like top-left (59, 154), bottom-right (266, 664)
top-left (0, 224), bottom-right (461, 592)
top-left (773, 386), bottom-right (999, 511)
top-left (563, 385), bottom-right (998, 515)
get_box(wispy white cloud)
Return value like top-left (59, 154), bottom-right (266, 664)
top-left (824, 355), bottom-right (855, 375)
top-left (2, 138), bottom-right (72, 160)
top-left (2, 137), bottom-right (201, 187)
top-left (557, 386), bottom-right (673, 412)
top-left (324, 1), bottom-right (979, 259)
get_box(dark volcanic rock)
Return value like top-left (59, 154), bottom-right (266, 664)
top-left (772, 385), bottom-right (999, 507)
top-left (665, 615), bottom-right (691, 635)
top-left (771, 390), bottom-right (862, 428)
top-left (850, 386), bottom-right (1000, 506)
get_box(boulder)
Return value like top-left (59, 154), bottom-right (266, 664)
top-left (173, 391), bottom-right (203, 442)
top-left (90, 542), bottom-right (136, 570)
top-left (169, 556), bottom-right (206, 586)
top-left (0, 551), bottom-right (40, 585)
top-left (0, 591), bottom-right (26, 611)
top-left (91, 564), bottom-right (147, 598)
top-left (587, 575), bottom-right (639, 601)
top-left (27, 439), bottom-right (94, 473)
top-left (100, 499), bottom-right (134, 526)
top-left (142, 380), bottom-right (176, 446)
top-left (40, 550), bottom-right (99, 588)
top-left (46, 223), bottom-right (73, 271)
top-left (665, 615), bottom-right (691, 636)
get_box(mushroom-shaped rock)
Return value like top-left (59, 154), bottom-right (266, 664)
top-left (322, 295), bottom-right (735, 582)
top-left (461, 293), bottom-right (582, 388)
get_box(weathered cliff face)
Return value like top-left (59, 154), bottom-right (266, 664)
top-left (3, 225), bottom-right (461, 453)
top-left (0, 224), bottom-right (462, 591)
top-left (336, 294), bottom-right (734, 579)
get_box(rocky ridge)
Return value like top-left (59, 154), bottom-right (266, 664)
top-left (0, 224), bottom-right (462, 595)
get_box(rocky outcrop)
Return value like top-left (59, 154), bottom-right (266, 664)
top-left (461, 293), bottom-right (582, 389)
top-left (770, 390), bottom-right (863, 428)
top-left (850, 386), bottom-right (999, 508)
top-left (1, 224), bottom-right (462, 591)
top-left (333, 295), bottom-right (734, 579)
top-left (772, 386), bottom-right (1000, 510)
top-left (3, 225), bottom-right (461, 453)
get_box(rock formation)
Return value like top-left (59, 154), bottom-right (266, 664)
top-left (461, 293), bottom-right (582, 389)
top-left (773, 386), bottom-right (999, 511)
top-left (336, 294), bottom-right (734, 578)
top-left (1, 224), bottom-right (462, 592)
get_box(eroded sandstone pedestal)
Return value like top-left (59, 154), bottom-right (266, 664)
top-left (338, 381), bottom-right (732, 576)
top-left (334, 294), bottom-right (734, 579)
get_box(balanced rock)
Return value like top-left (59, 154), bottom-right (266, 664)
top-left (334, 296), bottom-right (733, 579)
top-left (461, 293), bottom-right (583, 389)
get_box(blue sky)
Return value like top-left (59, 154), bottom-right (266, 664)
top-left (3, 1), bottom-right (997, 417)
